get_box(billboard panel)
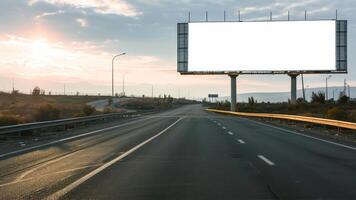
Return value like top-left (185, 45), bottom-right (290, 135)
top-left (177, 20), bottom-right (347, 74)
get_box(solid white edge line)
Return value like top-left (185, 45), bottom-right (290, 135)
top-left (258, 155), bottom-right (275, 166)
top-left (237, 139), bottom-right (245, 144)
top-left (0, 117), bottom-right (153, 159)
top-left (46, 117), bottom-right (183, 200)
top-left (248, 119), bottom-right (356, 151)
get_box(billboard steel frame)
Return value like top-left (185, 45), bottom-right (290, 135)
top-left (177, 20), bottom-right (347, 75)
top-left (177, 11), bottom-right (348, 110)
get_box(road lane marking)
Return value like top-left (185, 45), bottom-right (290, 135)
top-left (0, 116), bottom-right (155, 159)
top-left (16, 150), bottom-right (83, 181)
top-left (222, 126), bottom-right (226, 130)
top-left (228, 131), bottom-right (234, 135)
top-left (0, 177), bottom-right (33, 187)
top-left (258, 155), bottom-right (275, 166)
top-left (0, 164), bottom-right (101, 188)
top-left (217, 123), bottom-right (221, 126)
top-left (47, 117), bottom-right (183, 200)
top-left (249, 119), bottom-right (356, 151)
top-left (52, 164), bottom-right (102, 175)
top-left (237, 139), bottom-right (245, 144)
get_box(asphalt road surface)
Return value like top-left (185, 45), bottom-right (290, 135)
top-left (0, 104), bottom-right (355, 199)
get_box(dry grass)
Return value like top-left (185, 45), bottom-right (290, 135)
top-left (0, 92), bottom-right (107, 125)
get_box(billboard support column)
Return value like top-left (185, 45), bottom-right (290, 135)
top-left (229, 73), bottom-right (239, 111)
top-left (289, 73), bottom-right (299, 104)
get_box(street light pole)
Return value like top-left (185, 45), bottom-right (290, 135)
top-left (112, 53), bottom-right (126, 97)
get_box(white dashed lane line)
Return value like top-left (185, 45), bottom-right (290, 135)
top-left (222, 126), bottom-right (226, 130)
top-left (258, 155), bottom-right (275, 166)
top-left (228, 131), bottom-right (234, 135)
top-left (237, 139), bottom-right (245, 144)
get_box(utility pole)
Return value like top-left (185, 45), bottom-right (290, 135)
top-left (151, 85), bottom-right (154, 98)
top-left (325, 75), bottom-right (332, 100)
top-left (12, 78), bottom-right (15, 92)
top-left (301, 74), bottom-right (305, 101)
top-left (122, 74), bottom-right (125, 96)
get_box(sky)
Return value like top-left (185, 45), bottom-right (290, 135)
top-left (0, 0), bottom-right (355, 99)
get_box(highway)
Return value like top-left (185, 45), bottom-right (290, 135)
top-left (0, 104), bottom-right (355, 199)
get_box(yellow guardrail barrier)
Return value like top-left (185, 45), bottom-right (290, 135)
top-left (206, 109), bottom-right (356, 130)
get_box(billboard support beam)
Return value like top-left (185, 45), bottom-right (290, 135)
top-left (229, 73), bottom-right (239, 111)
top-left (289, 73), bottom-right (299, 104)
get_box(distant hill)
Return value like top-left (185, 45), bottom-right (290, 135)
top-left (213, 86), bottom-right (356, 103)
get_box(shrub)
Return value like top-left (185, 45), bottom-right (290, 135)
top-left (82, 105), bottom-right (96, 116)
top-left (33, 104), bottom-right (61, 121)
top-left (337, 94), bottom-right (349, 104)
top-left (248, 96), bottom-right (256, 105)
top-left (326, 107), bottom-right (348, 121)
top-left (311, 92), bottom-right (325, 104)
top-left (349, 112), bottom-right (356, 123)
top-left (296, 97), bottom-right (306, 104)
top-left (32, 86), bottom-right (41, 96)
top-left (0, 115), bottom-right (23, 126)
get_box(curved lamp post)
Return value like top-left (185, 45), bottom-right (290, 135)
top-left (112, 53), bottom-right (126, 96)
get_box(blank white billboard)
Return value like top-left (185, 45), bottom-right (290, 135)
top-left (188, 21), bottom-right (336, 72)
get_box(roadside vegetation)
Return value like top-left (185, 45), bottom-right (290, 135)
top-left (0, 91), bottom-right (197, 126)
top-left (0, 92), bottom-right (106, 126)
top-left (205, 92), bottom-right (356, 123)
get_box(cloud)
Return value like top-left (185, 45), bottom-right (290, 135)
top-left (240, 5), bottom-right (272, 15)
top-left (238, 0), bottom-right (320, 15)
top-left (76, 18), bottom-right (87, 27)
top-left (28, 0), bottom-right (142, 17)
top-left (0, 34), bottom-right (175, 86)
top-left (35, 10), bottom-right (66, 19)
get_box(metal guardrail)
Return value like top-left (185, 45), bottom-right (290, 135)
top-left (0, 112), bottom-right (143, 135)
top-left (206, 109), bottom-right (356, 130)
